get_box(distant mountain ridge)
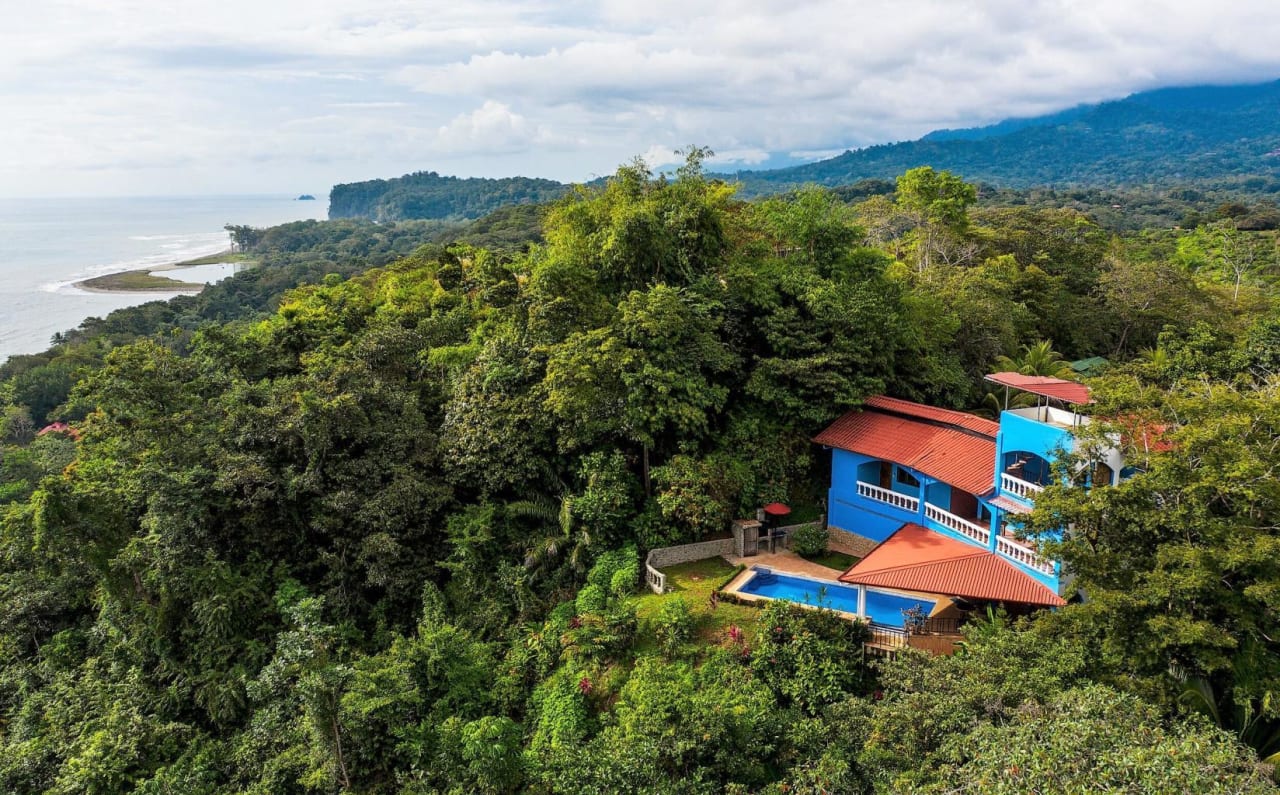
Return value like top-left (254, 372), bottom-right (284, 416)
top-left (329, 79), bottom-right (1280, 221)
top-left (724, 79), bottom-right (1280, 194)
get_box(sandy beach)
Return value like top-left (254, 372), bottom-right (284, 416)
top-left (72, 250), bottom-right (254, 293)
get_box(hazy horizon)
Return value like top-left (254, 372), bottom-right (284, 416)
top-left (7, 1), bottom-right (1280, 199)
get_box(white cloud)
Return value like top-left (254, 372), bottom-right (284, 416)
top-left (639, 145), bottom-right (683, 169)
top-left (789, 149), bottom-right (849, 162)
top-left (3, 0), bottom-right (1280, 195)
top-left (434, 100), bottom-right (568, 154)
top-left (710, 148), bottom-right (771, 166)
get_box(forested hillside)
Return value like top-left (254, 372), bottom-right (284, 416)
top-left (329, 171), bottom-right (568, 222)
top-left (1, 155), bottom-right (1280, 792)
top-left (727, 79), bottom-right (1280, 195)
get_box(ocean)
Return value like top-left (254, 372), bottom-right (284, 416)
top-left (0, 194), bottom-right (326, 363)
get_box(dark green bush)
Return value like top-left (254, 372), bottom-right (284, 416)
top-left (654, 597), bottom-right (695, 657)
top-left (790, 524), bottom-right (829, 557)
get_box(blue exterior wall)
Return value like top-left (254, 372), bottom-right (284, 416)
top-left (891, 476), bottom-right (918, 497)
top-left (925, 481), bottom-right (952, 510)
top-left (826, 445), bottom-right (1061, 591)
top-left (994, 412), bottom-right (1074, 493)
top-left (828, 449), bottom-right (912, 543)
top-left (997, 412), bottom-right (1073, 468)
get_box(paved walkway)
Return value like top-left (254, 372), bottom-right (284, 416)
top-left (724, 549), bottom-right (846, 580)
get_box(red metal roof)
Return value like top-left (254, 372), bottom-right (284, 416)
top-left (37, 422), bottom-right (81, 440)
top-left (1111, 414), bottom-right (1175, 454)
top-left (839, 523), bottom-right (1065, 607)
top-left (814, 399), bottom-right (997, 496)
top-left (985, 372), bottom-right (1092, 405)
top-left (863, 395), bottom-right (1000, 435)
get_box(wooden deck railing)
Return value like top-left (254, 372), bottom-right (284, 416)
top-left (866, 624), bottom-right (909, 656)
top-left (919, 615), bottom-right (966, 635)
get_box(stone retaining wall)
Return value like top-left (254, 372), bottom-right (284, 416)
top-left (648, 538), bottom-right (737, 569)
top-left (828, 526), bottom-right (880, 558)
top-left (644, 538), bottom-right (737, 593)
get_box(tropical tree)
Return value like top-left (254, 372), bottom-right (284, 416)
top-left (1028, 377), bottom-right (1280, 710)
top-left (895, 166), bottom-right (978, 273)
top-left (993, 339), bottom-right (1074, 378)
top-left (508, 493), bottom-right (593, 577)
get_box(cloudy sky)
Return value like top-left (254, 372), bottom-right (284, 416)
top-left (4, 0), bottom-right (1280, 197)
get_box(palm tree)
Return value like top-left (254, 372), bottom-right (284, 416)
top-left (1178, 638), bottom-right (1280, 766)
top-left (994, 340), bottom-right (1075, 379)
top-left (1179, 677), bottom-right (1280, 766)
top-left (975, 389), bottom-right (1037, 419)
top-left (508, 494), bottom-right (593, 576)
top-left (1137, 345), bottom-right (1171, 369)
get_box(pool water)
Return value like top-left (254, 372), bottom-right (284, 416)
top-left (739, 568), bottom-right (936, 627)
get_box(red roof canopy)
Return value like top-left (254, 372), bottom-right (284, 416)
top-left (762, 502), bottom-right (791, 516)
top-left (1111, 414), bottom-right (1174, 454)
top-left (863, 395), bottom-right (1000, 435)
top-left (989, 495), bottom-right (1032, 515)
top-left (839, 523), bottom-right (1064, 607)
top-left (984, 372), bottom-right (1092, 405)
top-left (37, 422), bottom-right (81, 440)
top-left (814, 398), bottom-right (997, 496)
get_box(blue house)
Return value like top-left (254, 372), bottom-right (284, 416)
top-left (815, 373), bottom-right (1118, 608)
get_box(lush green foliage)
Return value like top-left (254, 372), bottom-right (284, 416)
top-left (0, 152), bottom-right (1278, 792)
top-left (788, 523), bottom-right (829, 557)
top-left (329, 170), bottom-right (568, 222)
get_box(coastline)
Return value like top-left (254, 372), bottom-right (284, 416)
top-left (73, 250), bottom-right (257, 294)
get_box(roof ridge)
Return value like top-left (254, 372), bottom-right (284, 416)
top-left (849, 548), bottom-right (990, 577)
top-left (838, 524), bottom-right (1065, 607)
top-left (863, 395), bottom-right (999, 437)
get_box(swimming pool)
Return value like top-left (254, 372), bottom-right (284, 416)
top-left (737, 567), bottom-right (936, 627)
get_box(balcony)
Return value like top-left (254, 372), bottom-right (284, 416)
top-left (1000, 472), bottom-right (1044, 502)
top-left (856, 479), bottom-right (1058, 581)
top-left (856, 480), bottom-right (919, 513)
top-left (996, 534), bottom-right (1056, 576)
top-left (924, 503), bottom-right (990, 547)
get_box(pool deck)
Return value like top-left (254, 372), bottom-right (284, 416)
top-left (725, 549), bottom-right (845, 581)
top-left (721, 550), bottom-right (962, 620)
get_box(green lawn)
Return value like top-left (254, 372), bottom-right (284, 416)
top-left (631, 557), bottom-right (759, 651)
top-left (800, 550), bottom-right (858, 571)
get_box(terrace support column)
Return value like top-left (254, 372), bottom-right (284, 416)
top-left (857, 585), bottom-right (867, 619)
top-left (916, 476), bottom-right (932, 525)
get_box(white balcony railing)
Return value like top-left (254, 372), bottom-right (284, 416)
top-left (857, 481), bottom-right (920, 513)
top-left (924, 503), bottom-right (990, 546)
top-left (1001, 473), bottom-right (1045, 501)
top-left (996, 534), bottom-right (1056, 575)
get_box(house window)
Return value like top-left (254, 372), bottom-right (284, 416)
top-left (895, 467), bottom-right (920, 489)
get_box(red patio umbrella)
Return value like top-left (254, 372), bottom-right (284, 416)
top-left (762, 502), bottom-right (791, 517)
